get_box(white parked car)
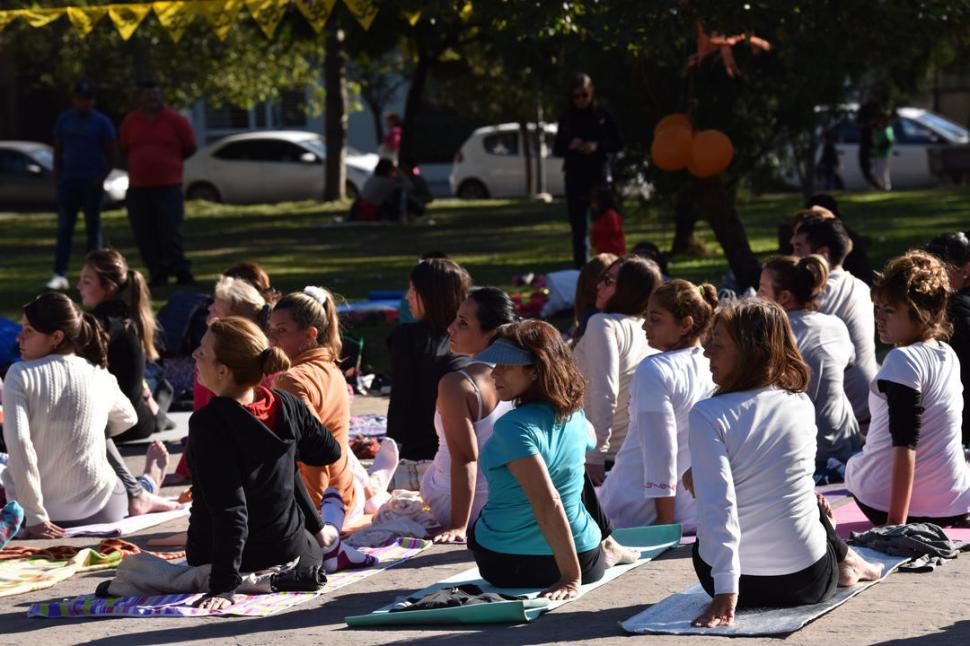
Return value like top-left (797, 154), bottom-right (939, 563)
top-left (449, 123), bottom-right (565, 199)
top-left (0, 141), bottom-right (128, 206)
top-left (183, 130), bottom-right (378, 204)
top-left (818, 106), bottom-right (969, 189)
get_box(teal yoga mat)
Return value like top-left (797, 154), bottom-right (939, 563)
top-left (345, 524), bottom-right (682, 627)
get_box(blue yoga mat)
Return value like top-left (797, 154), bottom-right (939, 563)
top-left (345, 524), bottom-right (682, 627)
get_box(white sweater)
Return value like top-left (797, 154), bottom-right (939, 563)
top-left (573, 312), bottom-right (656, 465)
top-left (599, 347), bottom-right (714, 530)
top-left (818, 269), bottom-right (879, 422)
top-left (1, 354), bottom-right (137, 525)
top-left (690, 387), bottom-right (827, 595)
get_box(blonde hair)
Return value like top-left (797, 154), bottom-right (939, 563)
top-left (273, 288), bottom-right (342, 359)
top-left (208, 316), bottom-right (290, 387)
top-left (871, 250), bottom-right (952, 340)
top-left (214, 276), bottom-right (268, 325)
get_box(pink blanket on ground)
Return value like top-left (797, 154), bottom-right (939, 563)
top-left (832, 499), bottom-right (970, 541)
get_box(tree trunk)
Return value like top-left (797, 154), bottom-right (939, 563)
top-left (323, 31), bottom-right (347, 201)
top-left (697, 179), bottom-right (761, 290)
top-left (670, 188), bottom-right (698, 255)
top-left (800, 128), bottom-right (818, 203)
top-left (536, 96), bottom-right (547, 194)
top-left (399, 52), bottom-right (432, 164)
top-left (520, 122), bottom-right (534, 196)
top-left (364, 97), bottom-right (385, 147)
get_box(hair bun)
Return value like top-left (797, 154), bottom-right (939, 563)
top-left (303, 286), bottom-right (328, 305)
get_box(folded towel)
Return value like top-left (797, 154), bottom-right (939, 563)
top-left (346, 517), bottom-right (429, 548)
top-left (373, 490), bottom-right (438, 530)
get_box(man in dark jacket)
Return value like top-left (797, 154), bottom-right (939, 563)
top-left (553, 74), bottom-right (622, 268)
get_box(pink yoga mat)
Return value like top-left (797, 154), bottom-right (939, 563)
top-left (833, 499), bottom-right (970, 541)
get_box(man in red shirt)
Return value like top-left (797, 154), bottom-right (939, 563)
top-left (120, 81), bottom-right (197, 286)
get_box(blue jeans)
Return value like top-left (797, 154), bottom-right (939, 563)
top-left (126, 185), bottom-right (190, 280)
top-left (54, 178), bottom-right (104, 275)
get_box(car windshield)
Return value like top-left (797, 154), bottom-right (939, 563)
top-left (29, 148), bottom-right (54, 170)
top-left (301, 139), bottom-right (364, 158)
top-left (913, 112), bottom-right (970, 143)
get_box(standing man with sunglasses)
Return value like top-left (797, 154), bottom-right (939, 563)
top-left (553, 73), bottom-right (622, 268)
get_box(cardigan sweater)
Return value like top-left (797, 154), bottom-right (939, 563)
top-left (186, 388), bottom-right (341, 594)
top-left (274, 346), bottom-right (357, 512)
top-left (1, 354), bottom-right (137, 525)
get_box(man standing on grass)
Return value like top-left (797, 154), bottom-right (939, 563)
top-left (120, 80), bottom-right (197, 287)
top-left (46, 82), bottom-right (116, 291)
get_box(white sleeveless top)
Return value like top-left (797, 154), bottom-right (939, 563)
top-left (420, 368), bottom-right (514, 528)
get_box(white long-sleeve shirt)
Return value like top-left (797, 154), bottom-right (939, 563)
top-left (788, 310), bottom-right (861, 464)
top-left (689, 387), bottom-right (827, 595)
top-left (1, 354), bottom-right (137, 525)
top-left (818, 268), bottom-right (879, 422)
top-left (600, 347), bottom-right (714, 530)
top-left (573, 312), bottom-right (656, 465)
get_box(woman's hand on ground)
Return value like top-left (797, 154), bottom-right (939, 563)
top-left (585, 462), bottom-right (606, 486)
top-left (26, 521), bottom-right (65, 539)
top-left (433, 527), bottom-right (467, 544)
top-left (194, 594), bottom-right (235, 611)
top-left (539, 577), bottom-right (581, 601)
top-left (692, 593), bottom-right (737, 628)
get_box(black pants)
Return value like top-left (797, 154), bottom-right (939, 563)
top-left (565, 175), bottom-right (599, 268)
top-left (468, 474), bottom-right (611, 588)
top-left (126, 185), bottom-right (190, 281)
top-left (854, 497), bottom-right (968, 527)
top-left (692, 502), bottom-right (848, 608)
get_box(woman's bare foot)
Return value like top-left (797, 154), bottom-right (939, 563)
top-left (129, 491), bottom-right (179, 516)
top-left (143, 440), bottom-right (170, 491)
top-left (838, 547), bottom-right (884, 587)
top-left (602, 535), bottom-right (640, 567)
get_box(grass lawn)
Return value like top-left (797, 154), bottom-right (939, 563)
top-left (1, 188), bottom-right (967, 372)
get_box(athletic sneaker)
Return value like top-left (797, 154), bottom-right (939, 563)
top-left (45, 274), bottom-right (69, 290)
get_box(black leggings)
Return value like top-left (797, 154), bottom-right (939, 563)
top-left (693, 502), bottom-right (848, 608)
top-left (468, 474), bottom-right (612, 588)
top-left (854, 497), bottom-right (969, 528)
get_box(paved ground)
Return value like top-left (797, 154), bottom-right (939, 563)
top-left (2, 396), bottom-right (969, 645)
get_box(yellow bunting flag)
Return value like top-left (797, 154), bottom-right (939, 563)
top-left (153, 1), bottom-right (198, 43)
top-left (67, 7), bottom-right (106, 38)
top-left (16, 8), bottom-right (66, 28)
top-left (459, 1), bottom-right (473, 22)
top-left (404, 10), bottom-right (421, 27)
top-left (295, 0), bottom-right (335, 33)
top-left (245, 0), bottom-right (288, 39)
top-left (199, 0), bottom-right (245, 41)
top-left (108, 4), bottom-right (152, 41)
top-left (0, 12), bottom-right (18, 32)
top-left (343, 0), bottom-right (378, 31)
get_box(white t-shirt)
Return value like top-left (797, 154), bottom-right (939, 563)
top-left (845, 342), bottom-right (970, 519)
top-left (788, 310), bottom-right (861, 464)
top-left (690, 387), bottom-right (827, 595)
top-left (600, 347), bottom-right (714, 531)
top-left (573, 312), bottom-right (657, 465)
top-left (818, 268), bottom-right (879, 422)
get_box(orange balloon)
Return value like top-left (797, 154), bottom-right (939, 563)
top-left (654, 113), bottom-right (691, 136)
top-left (688, 130), bottom-right (733, 178)
top-left (651, 125), bottom-right (693, 172)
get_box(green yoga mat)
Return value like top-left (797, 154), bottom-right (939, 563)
top-left (345, 524), bottom-right (682, 627)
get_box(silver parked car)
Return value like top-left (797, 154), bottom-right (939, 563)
top-left (182, 130), bottom-right (378, 204)
top-left (0, 141), bottom-right (128, 207)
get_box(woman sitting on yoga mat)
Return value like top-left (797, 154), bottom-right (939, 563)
top-left (422, 287), bottom-right (516, 543)
top-left (468, 320), bottom-right (638, 601)
top-left (758, 254), bottom-right (862, 477)
top-left (599, 280), bottom-right (717, 530)
top-left (387, 258), bottom-right (471, 464)
top-left (845, 251), bottom-right (970, 526)
top-left (269, 287), bottom-right (398, 572)
top-left (78, 249), bottom-right (178, 516)
top-left (688, 301), bottom-right (883, 628)
top-left (187, 316), bottom-right (341, 610)
top-left (1, 293), bottom-right (136, 538)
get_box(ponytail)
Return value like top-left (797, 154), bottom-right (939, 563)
top-left (209, 316), bottom-right (290, 387)
top-left (273, 287), bottom-right (342, 359)
top-left (76, 312), bottom-right (109, 369)
top-left (84, 249), bottom-right (159, 362)
top-left (763, 254), bottom-right (830, 310)
top-left (23, 292), bottom-right (108, 368)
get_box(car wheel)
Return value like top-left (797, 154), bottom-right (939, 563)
top-left (186, 182), bottom-right (222, 203)
top-left (457, 179), bottom-right (490, 200)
